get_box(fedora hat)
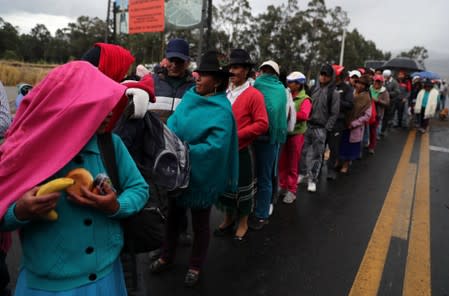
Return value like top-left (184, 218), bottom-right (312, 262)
top-left (195, 50), bottom-right (232, 76)
top-left (229, 49), bottom-right (253, 66)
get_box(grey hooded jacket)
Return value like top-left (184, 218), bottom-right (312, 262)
top-left (308, 75), bottom-right (340, 131)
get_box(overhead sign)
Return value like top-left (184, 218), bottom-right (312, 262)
top-left (165, 0), bottom-right (203, 29)
top-left (128, 0), bottom-right (165, 34)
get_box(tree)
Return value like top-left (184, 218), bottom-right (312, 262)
top-left (399, 46), bottom-right (428, 69)
top-left (66, 16), bottom-right (108, 59)
top-left (343, 29), bottom-right (389, 70)
top-left (215, 0), bottom-right (255, 55)
top-left (0, 18), bottom-right (20, 59)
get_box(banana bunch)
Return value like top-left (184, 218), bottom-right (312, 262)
top-left (36, 178), bottom-right (75, 221)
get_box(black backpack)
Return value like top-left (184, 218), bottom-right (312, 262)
top-left (97, 133), bottom-right (165, 254)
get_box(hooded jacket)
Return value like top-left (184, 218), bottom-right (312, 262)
top-left (308, 74), bottom-right (340, 131)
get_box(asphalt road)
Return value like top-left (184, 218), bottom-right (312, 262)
top-left (3, 88), bottom-right (448, 295)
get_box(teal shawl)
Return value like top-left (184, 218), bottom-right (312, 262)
top-left (254, 74), bottom-right (287, 144)
top-left (167, 87), bottom-right (239, 208)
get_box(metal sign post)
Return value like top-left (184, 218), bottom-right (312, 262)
top-left (196, 0), bottom-right (208, 61)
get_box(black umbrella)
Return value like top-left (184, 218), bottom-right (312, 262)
top-left (382, 57), bottom-right (423, 72)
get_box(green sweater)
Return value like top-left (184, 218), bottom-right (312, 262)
top-left (1, 134), bottom-right (149, 291)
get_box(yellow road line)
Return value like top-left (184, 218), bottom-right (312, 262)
top-left (402, 133), bottom-right (431, 296)
top-left (392, 163), bottom-right (417, 240)
top-left (349, 131), bottom-right (416, 296)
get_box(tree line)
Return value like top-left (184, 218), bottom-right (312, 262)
top-left (0, 0), bottom-right (428, 77)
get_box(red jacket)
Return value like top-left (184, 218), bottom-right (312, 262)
top-left (231, 86), bottom-right (269, 149)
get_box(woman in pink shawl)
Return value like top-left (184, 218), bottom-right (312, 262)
top-left (0, 44), bottom-right (152, 295)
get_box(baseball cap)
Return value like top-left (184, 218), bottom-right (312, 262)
top-left (382, 69), bottom-right (392, 77)
top-left (260, 60), bottom-right (280, 76)
top-left (373, 74), bottom-right (384, 82)
top-left (349, 70), bottom-right (362, 78)
top-left (287, 71), bottom-right (306, 84)
top-left (166, 38), bottom-right (190, 61)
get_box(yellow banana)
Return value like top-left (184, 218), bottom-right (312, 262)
top-left (36, 177), bottom-right (75, 221)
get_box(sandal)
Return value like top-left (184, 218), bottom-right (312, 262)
top-left (184, 269), bottom-right (200, 287)
top-left (149, 258), bottom-right (173, 274)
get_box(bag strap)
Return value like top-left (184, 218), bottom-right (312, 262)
top-left (97, 133), bottom-right (122, 193)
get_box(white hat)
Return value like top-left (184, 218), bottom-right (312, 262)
top-left (286, 71), bottom-right (306, 84)
top-left (382, 69), bottom-right (392, 77)
top-left (348, 70), bottom-right (361, 78)
top-left (260, 60), bottom-right (280, 76)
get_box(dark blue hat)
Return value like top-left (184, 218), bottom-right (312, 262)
top-left (166, 38), bottom-right (190, 61)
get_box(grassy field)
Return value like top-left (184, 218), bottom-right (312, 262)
top-left (0, 60), bottom-right (57, 86)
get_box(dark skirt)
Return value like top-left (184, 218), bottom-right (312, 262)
top-left (216, 146), bottom-right (256, 217)
top-left (339, 129), bottom-right (361, 161)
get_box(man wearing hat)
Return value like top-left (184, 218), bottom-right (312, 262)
top-left (382, 69), bottom-right (400, 135)
top-left (215, 49), bottom-right (268, 240)
top-left (150, 38), bottom-right (195, 123)
top-left (326, 65), bottom-right (354, 180)
top-left (150, 38), bottom-right (195, 246)
top-left (249, 60), bottom-right (288, 230)
top-left (300, 64), bottom-right (340, 192)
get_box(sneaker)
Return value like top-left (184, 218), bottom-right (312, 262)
top-left (278, 188), bottom-right (288, 197)
top-left (297, 174), bottom-right (306, 184)
top-left (282, 191), bottom-right (296, 204)
top-left (368, 149), bottom-right (375, 155)
top-left (248, 216), bottom-right (268, 231)
top-left (307, 181), bottom-right (316, 192)
top-left (269, 204), bottom-right (274, 216)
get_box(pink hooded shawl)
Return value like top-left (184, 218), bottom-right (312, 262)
top-left (0, 61), bottom-right (127, 218)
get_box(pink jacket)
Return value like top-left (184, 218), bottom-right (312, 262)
top-left (0, 61), bottom-right (127, 218)
top-left (348, 106), bottom-right (372, 143)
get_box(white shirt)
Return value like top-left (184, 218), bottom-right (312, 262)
top-left (226, 81), bottom-right (251, 105)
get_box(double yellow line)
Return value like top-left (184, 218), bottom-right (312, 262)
top-left (349, 131), bottom-right (431, 296)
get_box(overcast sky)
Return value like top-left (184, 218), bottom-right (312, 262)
top-left (1, 0), bottom-right (448, 55)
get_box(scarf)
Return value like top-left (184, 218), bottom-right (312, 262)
top-left (0, 61), bottom-right (127, 218)
top-left (254, 74), bottom-right (287, 144)
top-left (167, 87), bottom-right (239, 208)
top-left (346, 90), bottom-right (371, 125)
top-left (370, 86), bottom-right (386, 102)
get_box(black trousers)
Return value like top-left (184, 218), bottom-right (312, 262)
top-left (394, 99), bottom-right (406, 127)
top-left (327, 130), bottom-right (343, 170)
top-left (0, 251), bottom-right (9, 293)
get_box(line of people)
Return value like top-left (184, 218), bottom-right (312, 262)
top-left (0, 37), bottom-right (445, 295)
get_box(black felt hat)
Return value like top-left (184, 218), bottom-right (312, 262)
top-left (195, 51), bottom-right (233, 76)
top-left (229, 49), bottom-right (253, 66)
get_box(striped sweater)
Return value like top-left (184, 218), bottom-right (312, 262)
top-left (0, 81), bottom-right (12, 138)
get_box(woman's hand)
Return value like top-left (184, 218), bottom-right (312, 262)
top-left (67, 184), bottom-right (119, 215)
top-left (15, 188), bottom-right (61, 221)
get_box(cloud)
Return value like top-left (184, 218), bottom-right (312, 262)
top-left (0, 0), bottom-right (106, 18)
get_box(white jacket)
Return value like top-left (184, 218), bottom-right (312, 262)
top-left (414, 88), bottom-right (439, 119)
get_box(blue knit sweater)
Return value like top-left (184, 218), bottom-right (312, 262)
top-left (0, 134), bottom-right (149, 291)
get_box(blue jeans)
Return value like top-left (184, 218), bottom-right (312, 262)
top-left (254, 141), bottom-right (278, 219)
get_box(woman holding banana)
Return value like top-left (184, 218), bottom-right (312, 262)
top-left (0, 45), bottom-right (152, 296)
